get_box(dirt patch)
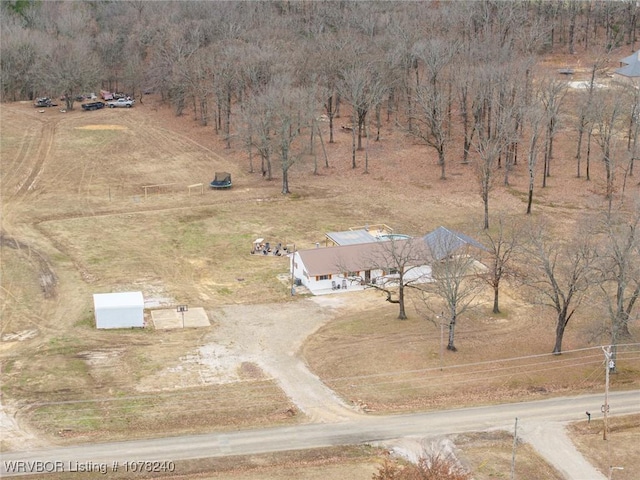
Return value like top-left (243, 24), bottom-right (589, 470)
top-left (0, 234), bottom-right (57, 298)
top-left (75, 125), bottom-right (127, 130)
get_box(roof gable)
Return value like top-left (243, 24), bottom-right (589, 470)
top-left (422, 226), bottom-right (486, 260)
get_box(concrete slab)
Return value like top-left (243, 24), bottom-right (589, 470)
top-left (150, 307), bottom-right (210, 329)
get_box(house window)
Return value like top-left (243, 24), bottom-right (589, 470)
top-left (347, 271), bottom-right (359, 277)
top-left (316, 274), bottom-right (332, 281)
top-left (388, 268), bottom-right (399, 275)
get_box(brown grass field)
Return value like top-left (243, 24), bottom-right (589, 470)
top-left (1, 50), bottom-right (639, 478)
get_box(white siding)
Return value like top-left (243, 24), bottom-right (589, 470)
top-left (93, 292), bottom-right (144, 329)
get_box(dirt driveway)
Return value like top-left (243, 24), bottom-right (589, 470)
top-left (136, 291), bottom-right (380, 423)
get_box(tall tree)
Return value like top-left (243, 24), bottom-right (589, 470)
top-left (355, 237), bottom-right (431, 320)
top-left (525, 102), bottom-right (546, 215)
top-left (423, 234), bottom-right (485, 351)
top-left (593, 89), bottom-right (625, 209)
top-left (596, 205), bottom-right (640, 369)
top-left (521, 222), bottom-right (597, 354)
top-left (482, 216), bottom-right (520, 314)
top-left (408, 38), bottom-right (457, 180)
top-left (539, 78), bottom-right (566, 186)
top-left (338, 63), bottom-right (386, 169)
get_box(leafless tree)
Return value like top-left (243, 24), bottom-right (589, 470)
top-left (525, 102), bottom-right (547, 215)
top-left (352, 238), bottom-right (431, 320)
top-left (373, 451), bottom-right (471, 480)
top-left (338, 62), bottom-right (386, 169)
top-left (574, 62), bottom-right (603, 179)
top-left (407, 38), bottom-right (457, 180)
top-left (539, 78), bottom-right (567, 186)
top-left (242, 88), bottom-right (274, 180)
top-left (422, 235), bottom-right (485, 352)
top-left (592, 88), bottom-right (626, 209)
top-left (0, 22), bottom-right (44, 101)
top-left (472, 67), bottom-right (517, 230)
top-left (40, 37), bottom-right (102, 111)
top-left (595, 204), bottom-right (640, 369)
top-left (481, 216), bottom-right (520, 314)
top-left (520, 221), bottom-right (597, 354)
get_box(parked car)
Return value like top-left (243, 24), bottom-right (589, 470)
top-left (34, 97), bottom-right (57, 108)
top-left (82, 101), bottom-right (106, 111)
top-left (106, 98), bottom-right (134, 108)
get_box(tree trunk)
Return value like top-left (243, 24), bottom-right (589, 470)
top-left (447, 315), bottom-right (457, 351)
top-left (351, 116), bottom-right (357, 169)
top-left (439, 148), bottom-right (446, 180)
top-left (493, 284), bottom-right (500, 314)
top-left (483, 186), bottom-right (489, 230)
top-left (552, 315), bottom-right (566, 354)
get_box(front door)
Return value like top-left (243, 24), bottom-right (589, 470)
top-left (364, 270), bottom-right (370, 283)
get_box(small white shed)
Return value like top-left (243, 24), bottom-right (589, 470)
top-left (93, 291), bottom-right (144, 329)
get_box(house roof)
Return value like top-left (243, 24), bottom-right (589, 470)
top-left (422, 226), bottom-right (487, 261)
top-left (298, 227), bottom-right (484, 276)
top-left (325, 229), bottom-right (381, 245)
top-left (621, 50), bottom-right (640, 65)
top-left (616, 49), bottom-right (640, 77)
top-left (297, 238), bottom-right (430, 277)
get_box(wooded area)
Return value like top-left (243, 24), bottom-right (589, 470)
top-left (2, 1), bottom-right (640, 196)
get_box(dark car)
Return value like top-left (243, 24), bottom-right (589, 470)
top-left (81, 101), bottom-right (106, 111)
top-left (34, 97), bottom-right (57, 108)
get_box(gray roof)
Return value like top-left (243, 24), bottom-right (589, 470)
top-left (422, 226), bottom-right (486, 261)
top-left (616, 49), bottom-right (640, 77)
top-left (621, 50), bottom-right (640, 65)
top-left (325, 229), bottom-right (380, 246)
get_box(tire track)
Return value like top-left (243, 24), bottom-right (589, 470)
top-left (14, 120), bottom-right (58, 195)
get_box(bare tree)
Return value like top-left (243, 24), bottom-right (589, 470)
top-left (539, 78), bottom-right (567, 186)
top-left (407, 39), bottom-right (457, 180)
top-left (422, 234), bottom-right (485, 352)
top-left (574, 62), bottom-right (605, 179)
top-left (242, 88), bottom-right (274, 180)
top-left (338, 62), bottom-right (386, 169)
top-left (525, 102), bottom-right (547, 215)
top-left (521, 222), bottom-right (597, 354)
top-left (596, 204), bottom-right (640, 369)
top-left (353, 238), bottom-right (431, 320)
top-left (373, 451), bottom-right (471, 480)
top-left (39, 37), bottom-right (102, 111)
top-left (593, 88), bottom-right (625, 209)
top-left (482, 216), bottom-right (520, 314)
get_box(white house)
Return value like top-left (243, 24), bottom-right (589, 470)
top-left (290, 226), bottom-right (486, 296)
top-left (291, 239), bottom-right (432, 295)
top-left (93, 291), bottom-right (145, 329)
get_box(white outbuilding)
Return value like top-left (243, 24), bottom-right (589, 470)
top-left (93, 291), bottom-right (145, 329)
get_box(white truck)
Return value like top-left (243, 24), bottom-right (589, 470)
top-left (106, 98), bottom-right (134, 108)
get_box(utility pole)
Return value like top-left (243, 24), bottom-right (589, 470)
top-left (602, 345), bottom-right (613, 440)
top-left (510, 417), bottom-right (518, 480)
top-left (440, 318), bottom-right (444, 371)
top-left (290, 243), bottom-right (296, 296)
top-left (438, 312), bottom-right (444, 371)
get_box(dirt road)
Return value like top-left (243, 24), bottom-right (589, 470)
top-left (3, 391), bottom-right (637, 478)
